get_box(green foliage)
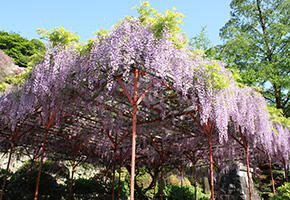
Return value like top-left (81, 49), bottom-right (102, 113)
top-left (189, 25), bottom-right (211, 52)
top-left (37, 26), bottom-right (80, 48)
top-left (0, 31), bottom-right (45, 91)
top-left (253, 163), bottom-right (288, 199)
top-left (0, 49), bottom-right (27, 92)
top-left (0, 31), bottom-right (45, 68)
top-left (218, 0), bottom-right (290, 116)
top-left (188, 26), bottom-right (224, 59)
top-left (36, 26), bottom-right (97, 56)
top-left (205, 62), bottom-right (230, 90)
top-left (95, 27), bottom-right (110, 37)
top-left (0, 26), bottom-right (83, 90)
top-left (136, 167), bottom-right (152, 189)
top-left (72, 177), bottom-right (103, 194)
top-left (162, 184), bottom-right (209, 200)
top-left (5, 66), bottom-right (33, 86)
top-left (0, 168), bottom-right (13, 185)
top-left (1, 160), bottom-right (68, 199)
top-left (190, 59), bottom-right (233, 90)
top-left (132, 1), bottom-right (187, 48)
top-left (166, 174), bottom-right (191, 187)
top-left (0, 82), bottom-right (9, 92)
top-left (268, 106), bottom-right (290, 129)
top-left (269, 182), bottom-right (290, 200)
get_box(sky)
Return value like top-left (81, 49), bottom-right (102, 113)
top-left (1, 0), bottom-right (232, 45)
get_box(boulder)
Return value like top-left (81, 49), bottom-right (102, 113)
top-left (216, 166), bottom-right (261, 200)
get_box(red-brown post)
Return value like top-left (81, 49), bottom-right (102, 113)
top-left (130, 69), bottom-right (139, 200)
top-left (34, 105), bottom-right (61, 200)
top-left (117, 69), bottom-right (152, 200)
top-left (112, 144), bottom-right (117, 200)
top-left (208, 132), bottom-right (214, 200)
top-left (34, 129), bottom-right (49, 200)
top-left (194, 164), bottom-right (197, 200)
top-left (283, 157), bottom-right (289, 183)
top-left (245, 147), bottom-right (253, 200)
top-left (239, 126), bottom-right (252, 200)
top-left (205, 121), bottom-right (215, 200)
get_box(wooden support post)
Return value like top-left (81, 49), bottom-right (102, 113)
top-left (34, 129), bottom-right (49, 200)
top-left (129, 69), bottom-right (139, 200)
top-left (34, 105), bottom-right (61, 200)
top-left (238, 126), bottom-right (252, 200)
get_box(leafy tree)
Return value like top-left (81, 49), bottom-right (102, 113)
top-left (0, 31), bottom-right (45, 68)
top-left (37, 26), bottom-right (80, 48)
top-left (219, 0), bottom-right (290, 117)
top-left (132, 1), bottom-right (187, 48)
top-left (1, 26), bottom-right (81, 90)
top-left (189, 25), bottom-right (211, 52)
top-left (187, 25), bottom-right (223, 61)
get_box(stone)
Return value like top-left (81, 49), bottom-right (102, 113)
top-left (216, 166), bottom-right (261, 200)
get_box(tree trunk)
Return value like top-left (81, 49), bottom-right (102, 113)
top-left (273, 84), bottom-right (284, 111)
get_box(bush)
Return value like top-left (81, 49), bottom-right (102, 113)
top-left (162, 184), bottom-right (209, 200)
top-left (166, 174), bottom-right (192, 187)
top-left (2, 160), bottom-right (68, 200)
top-left (253, 163), bottom-right (288, 199)
top-left (72, 177), bottom-right (103, 194)
top-left (269, 182), bottom-right (290, 200)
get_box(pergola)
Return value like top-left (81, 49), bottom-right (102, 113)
top-left (0, 17), bottom-right (280, 200)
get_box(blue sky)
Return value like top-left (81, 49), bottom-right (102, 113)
top-left (1, 0), bottom-right (231, 45)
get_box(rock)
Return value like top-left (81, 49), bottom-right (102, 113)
top-left (216, 166), bottom-right (261, 200)
top-left (203, 176), bottom-right (211, 197)
top-left (0, 152), bottom-right (29, 172)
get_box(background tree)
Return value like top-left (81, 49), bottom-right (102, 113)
top-left (132, 1), bottom-right (187, 48)
top-left (0, 31), bottom-right (45, 68)
top-left (188, 25), bottom-right (211, 52)
top-left (218, 0), bottom-right (290, 117)
top-left (0, 27), bottom-right (82, 92)
top-left (37, 26), bottom-right (81, 48)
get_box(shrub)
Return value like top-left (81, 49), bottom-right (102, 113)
top-left (162, 184), bottom-right (209, 200)
top-left (269, 182), bottom-right (290, 200)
